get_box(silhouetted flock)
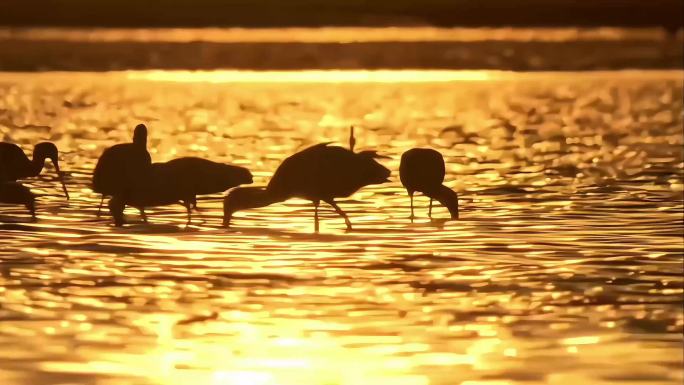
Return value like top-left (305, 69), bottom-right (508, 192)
top-left (0, 124), bottom-right (459, 232)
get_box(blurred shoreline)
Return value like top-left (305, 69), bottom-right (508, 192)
top-left (0, 27), bottom-right (681, 72)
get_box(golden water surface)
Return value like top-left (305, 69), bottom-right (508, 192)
top-left (0, 70), bottom-right (682, 385)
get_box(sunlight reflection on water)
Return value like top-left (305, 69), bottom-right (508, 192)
top-left (0, 70), bottom-right (682, 385)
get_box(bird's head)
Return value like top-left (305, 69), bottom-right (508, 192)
top-left (34, 142), bottom-right (59, 165)
top-left (223, 186), bottom-right (269, 227)
top-left (220, 165), bottom-right (253, 187)
top-left (34, 142), bottom-right (70, 199)
top-left (357, 150), bottom-right (391, 184)
top-left (133, 123), bottom-right (148, 147)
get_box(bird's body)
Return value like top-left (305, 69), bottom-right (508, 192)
top-left (400, 148), bottom-right (459, 219)
top-left (109, 157), bottom-right (252, 227)
top-left (0, 182), bottom-right (36, 220)
top-left (224, 143), bottom-right (390, 231)
top-left (0, 142), bottom-right (69, 199)
top-left (161, 157), bottom-right (253, 208)
top-left (92, 124), bottom-right (151, 215)
top-left (108, 162), bottom-right (191, 227)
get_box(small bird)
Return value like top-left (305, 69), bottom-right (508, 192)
top-left (0, 141), bottom-right (69, 199)
top-left (400, 148), bottom-right (459, 220)
top-left (223, 143), bottom-right (390, 232)
top-left (109, 158), bottom-right (252, 227)
top-left (92, 123), bottom-right (151, 216)
top-left (0, 182), bottom-right (36, 220)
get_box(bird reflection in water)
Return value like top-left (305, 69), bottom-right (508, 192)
top-left (0, 181), bottom-right (36, 220)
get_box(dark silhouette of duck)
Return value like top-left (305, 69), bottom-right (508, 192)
top-left (92, 123), bottom-right (151, 216)
top-left (0, 182), bottom-right (36, 220)
top-left (0, 141), bottom-right (69, 199)
top-left (223, 142), bottom-right (390, 232)
top-left (400, 148), bottom-right (459, 220)
top-left (109, 157), bottom-right (252, 227)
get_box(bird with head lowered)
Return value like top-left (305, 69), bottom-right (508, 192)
top-left (224, 137), bottom-right (390, 232)
top-left (0, 141), bottom-right (69, 200)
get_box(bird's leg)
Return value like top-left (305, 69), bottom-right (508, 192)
top-left (184, 202), bottom-right (192, 228)
top-left (139, 208), bottom-right (148, 223)
top-left (192, 203), bottom-right (207, 224)
top-left (428, 198), bottom-right (433, 218)
top-left (27, 201), bottom-right (36, 222)
top-left (408, 191), bottom-right (415, 221)
top-left (108, 197), bottom-right (126, 227)
top-left (326, 199), bottom-right (352, 231)
top-left (97, 196), bottom-right (104, 217)
top-left (313, 200), bottom-right (320, 233)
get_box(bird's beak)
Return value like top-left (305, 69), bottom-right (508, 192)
top-left (52, 159), bottom-right (70, 200)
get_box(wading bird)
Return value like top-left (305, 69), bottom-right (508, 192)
top-left (92, 123), bottom-right (151, 216)
top-left (400, 148), bottom-right (459, 220)
top-left (0, 182), bottom-right (36, 220)
top-left (109, 158), bottom-right (252, 227)
top-left (108, 162), bottom-right (192, 227)
top-left (161, 157), bottom-right (253, 211)
top-left (0, 141), bottom-right (69, 199)
top-left (223, 142), bottom-right (390, 232)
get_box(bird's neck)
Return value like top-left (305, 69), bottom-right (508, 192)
top-left (133, 137), bottom-right (147, 148)
top-left (254, 187), bottom-right (288, 208)
top-left (225, 187), bottom-right (285, 225)
top-left (425, 185), bottom-right (459, 219)
top-left (30, 154), bottom-right (46, 175)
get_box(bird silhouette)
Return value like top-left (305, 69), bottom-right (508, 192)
top-left (108, 162), bottom-right (192, 227)
top-left (161, 157), bottom-right (253, 211)
top-left (223, 143), bottom-right (390, 232)
top-left (0, 182), bottom-right (36, 220)
top-left (0, 141), bottom-right (69, 199)
top-left (400, 148), bottom-right (459, 220)
top-left (92, 123), bottom-right (151, 217)
top-left (109, 157), bottom-right (252, 227)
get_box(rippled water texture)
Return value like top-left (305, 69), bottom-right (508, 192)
top-left (0, 70), bottom-right (682, 385)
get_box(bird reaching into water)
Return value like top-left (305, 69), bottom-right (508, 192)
top-left (400, 148), bottom-right (459, 220)
top-left (109, 157), bottom-right (252, 227)
top-left (0, 182), bottom-right (36, 220)
top-left (223, 142), bottom-right (390, 232)
top-left (0, 141), bottom-right (69, 199)
top-left (92, 123), bottom-right (151, 217)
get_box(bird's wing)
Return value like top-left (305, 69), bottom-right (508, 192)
top-left (357, 150), bottom-right (390, 159)
top-left (0, 143), bottom-right (28, 181)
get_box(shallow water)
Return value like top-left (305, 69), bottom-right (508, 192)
top-left (0, 70), bottom-right (682, 385)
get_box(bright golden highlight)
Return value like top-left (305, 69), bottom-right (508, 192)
top-left (0, 69), bottom-right (682, 385)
